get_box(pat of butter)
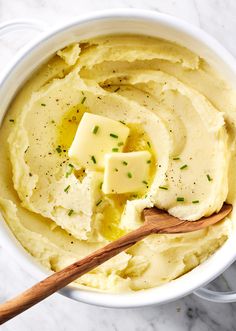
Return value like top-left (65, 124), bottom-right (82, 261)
top-left (68, 113), bottom-right (130, 169)
top-left (102, 151), bottom-right (151, 194)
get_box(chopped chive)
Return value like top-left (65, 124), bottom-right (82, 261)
top-left (173, 157), bottom-right (180, 160)
top-left (206, 174), bottom-right (212, 181)
top-left (81, 96), bottom-right (86, 104)
top-left (127, 172), bottom-right (132, 178)
top-left (118, 142), bottom-right (124, 146)
top-left (92, 125), bottom-right (99, 134)
top-left (9, 119), bottom-right (15, 122)
top-left (192, 200), bottom-right (199, 204)
top-left (65, 164), bottom-right (74, 178)
top-left (119, 120), bottom-right (126, 125)
top-left (64, 185), bottom-right (70, 193)
top-left (114, 87), bottom-right (120, 92)
top-left (176, 197), bottom-right (184, 202)
top-left (99, 182), bottom-right (103, 190)
top-left (147, 160), bottom-right (151, 164)
top-left (96, 199), bottom-right (102, 206)
top-left (41, 103), bottom-right (46, 106)
top-left (110, 133), bottom-right (118, 139)
top-left (180, 164), bottom-right (188, 170)
top-left (142, 180), bottom-right (148, 185)
top-left (51, 120), bottom-right (55, 124)
top-left (159, 186), bottom-right (168, 190)
top-left (114, 168), bottom-right (118, 172)
top-left (68, 209), bottom-right (74, 216)
top-left (112, 148), bottom-right (118, 152)
top-left (91, 155), bottom-right (96, 164)
top-left (56, 146), bottom-right (62, 153)
top-left (147, 141), bottom-right (151, 148)
top-left (122, 161), bottom-right (128, 166)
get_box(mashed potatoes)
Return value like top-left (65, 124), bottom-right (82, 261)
top-left (0, 35), bottom-right (236, 292)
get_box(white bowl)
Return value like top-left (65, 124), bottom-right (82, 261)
top-left (0, 9), bottom-right (236, 307)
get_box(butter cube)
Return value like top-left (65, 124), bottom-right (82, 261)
top-left (103, 151), bottom-right (151, 194)
top-left (68, 113), bottom-right (130, 169)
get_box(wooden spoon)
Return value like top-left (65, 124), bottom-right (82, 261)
top-left (0, 203), bottom-right (232, 324)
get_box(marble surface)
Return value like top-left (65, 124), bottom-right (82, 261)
top-left (0, 0), bottom-right (236, 330)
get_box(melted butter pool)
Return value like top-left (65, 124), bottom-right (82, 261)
top-left (57, 103), bottom-right (89, 149)
top-left (57, 108), bottom-right (156, 241)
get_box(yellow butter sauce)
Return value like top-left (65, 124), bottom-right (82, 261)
top-left (57, 103), bottom-right (89, 149)
top-left (57, 107), bottom-right (156, 241)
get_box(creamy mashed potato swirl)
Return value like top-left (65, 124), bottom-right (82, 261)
top-left (0, 35), bottom-right (236, 292)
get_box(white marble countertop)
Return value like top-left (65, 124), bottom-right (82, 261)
top-left (0, 0), bottom-right (236, 330)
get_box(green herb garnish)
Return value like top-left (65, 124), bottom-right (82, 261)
top-left (192, 200), bottom-right (199, 204)
top-left (99, 182), bottom-right (103, 190)
top-left (114, 87), bottom-right (120, 92)
top-left (41, 103), bottom-right (46, 107)
top-left (93, 125), bottom-right (99, 134)
top-left (142, 180), bottom-right (148, 185)
top-left (114, 168), bottom-right (118, 172)
top-left (68, 209), bottom-right (74, 216)
top-left (9, 119), bottom-right (14, 122)
top-left (112, 148), bottom-right (119, 152)
top-left (56, 146), bottom-right (62, 153)
top-left (64, 185), bottom-right (70, 193)
top-left (81, 96), bottom-right (86, 104)
top-left (180, 164), bottom-right (188, 170)
top-left (122, 161), bottom-right (128, 166)
top-left (147, 141), bottom-right (151, 148)
top-left (206, 174), bottom-right (212, 181)
top-left (119, 120), bottom-right (126, 125)
top-left (176, 197), bottom-right (184, 202)
top-left (127, 172), bottom-right (132, 178)
top-left (65, 164), bottom-right (74, 178)
top-left (118, 142), bottom-right (124, 146)
top-left (159, 186), bottom-right (168, 190)
top-left (96, 200), bottom-right (102, 206)
top-left (91, 155), bottom-right (96, 164)
top-left (110, 133), bottom-right (118, 139)
top-left (173, 157), bottom-right (180, 160)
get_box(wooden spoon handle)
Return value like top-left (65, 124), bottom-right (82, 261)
top-left (0, 223), bottom-right (152, 324)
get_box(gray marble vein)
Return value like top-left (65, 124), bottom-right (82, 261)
top-left (0, 0), bottom-right (236, 330)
